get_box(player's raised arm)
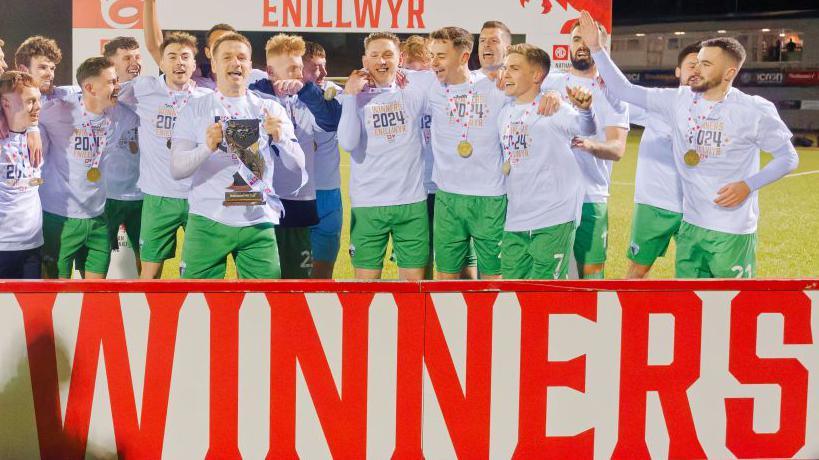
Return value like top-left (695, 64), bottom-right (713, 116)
top-left (337, 69), bottom-right (368, 152)
top-left (143, 0), bottom-right (164, 64)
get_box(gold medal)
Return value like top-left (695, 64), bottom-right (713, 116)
top-left (129, 141), bottom-right (138, 154)
top-left (87, 167), bottom-right (102, 183)
top-left (684, 150), bottom-right (700, 167)
top-left (457, 140), bottom-right (473, 158)
top-left (502, 159), bottom-right (512, 176)
top-left (323, 85), bottom-right (338, 101)
top-left (29, 178), bottom-right (44, 186)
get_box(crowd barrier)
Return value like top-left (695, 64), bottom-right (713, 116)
top-left (0, 280), bottom-right (817, 459)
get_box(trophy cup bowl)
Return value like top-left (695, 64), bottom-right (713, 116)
top-left (223, 119), bottom-right (266, 206)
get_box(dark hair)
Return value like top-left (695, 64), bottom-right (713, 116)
top-left (211, 32), bottom-right (252, 58)
top-left (103, 36), bottom-right (139, 59)
top-left (701, 37), bottom-right (746, 67)
top-left (304, 41), bottom-right (326, 60)
top-left (481, 21), bottom-right (512, 42)
top-left (676, 42), bottom-right (702, 67)
top-left (76, 56), bottom-right (113, 85)
top-left (160, 32), bottom-right (199, 57)
top-left (429, 27), bottom-right (474, 54)
top-left (206, 24), bottom-right (237, 45)
top-left (15, 35), bottom-right (63, 68)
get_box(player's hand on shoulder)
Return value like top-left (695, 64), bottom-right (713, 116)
top-left (344, 70), bottom-right (369, 96)
top-left (714, 181), bottom-right (751, 208)
top-left (566, 85), bottom-right (592, 111)
top-left (537, 90), bottom-right (562, 116)
top-left (263, 108), bottom-right (283, 143)
top-left (206, 122), bottom-right (223, 152)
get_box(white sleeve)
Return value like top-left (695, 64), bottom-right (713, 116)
top-left (590, 49), bottom-right (678, 125)
top-left (117, 79), bottom-right (138, 109)
top-left (171, 139), bottom-right (213, 179)
top-left (744, 100), bottom-right (798, 191)
top-left (559, 103), bottom-right (596, 138)
top-left (269, 102), bottom-right (306, 173)
top-left (337, 94), bottom-right (362, 152)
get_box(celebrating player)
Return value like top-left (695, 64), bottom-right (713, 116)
top-left (541, 20), bottom-right (629, 279)
top-left (498, 44), bottom-right (596, 279)
top-left (39, 57), bottom-right (137, 279)
top-left (478, 21), bottom-right (512, 81)
top-left (15, 36), bottom-right (77, 103)
top-left (171, 33), bottom-right (306, 279)
top-left (101, 37), bottom-right (144, 274)
top-left (302, 41), bottom-right (345, 279)
top-left (577, 10), bottom-right (799, 278)
top-left (117, 32), bottom-right (211, 279)
top-left (614, 42), bottom-right (701, 278)
top-left (251, 33), bottom-right (338, 278)
top-left (0, 71), bottom-right (43, 279)
top-left (338, 32), bottom-right (430, 280)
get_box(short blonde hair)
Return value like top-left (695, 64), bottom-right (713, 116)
top-left (265, 33), bottom-right (306, 58)
top-left (211, 32), bottom-right (252, 58)
top-left (506, 43), bottom-right (550, 75)
top-left (400, 35), bottom-right (431, 65)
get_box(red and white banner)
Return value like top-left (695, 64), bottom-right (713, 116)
top-left (0, 280), bottom-right (817, 459)
top-left (72, 0), bottom-right (611, 78)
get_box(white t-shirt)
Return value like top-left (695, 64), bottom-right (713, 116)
top-left (313, 80), bottom-right (343, 191)
top-left (39, 97), bottom-right (135, 218)
top-left (629, 104), bottom-right (682, 213)
top-left (337, 84), bottom-right (428, 208)
top-left (542, 71), bottom-right (630, 203)
top-left (118, 75), bottom-right (212, 199)
top-left (409, 70), bottom-right (510, 197)
top-left (645, 87), bottom-right (793, 234)
top-left (498, 100), bottom-right (587, 232)
top-left (102, 104), bottom-right (142, 201)
top-left (41, 85), bottom-right (80, 104)
top-left (0, 133), bottom-right (43, 250)
top-left (172, 91), bottom-right (305, 227)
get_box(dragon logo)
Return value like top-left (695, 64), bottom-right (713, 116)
top-left (519, 0), bottom-right (612, 34)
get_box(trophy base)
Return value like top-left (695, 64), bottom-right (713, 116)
top-left (223, 191), bottom-right (265, 207)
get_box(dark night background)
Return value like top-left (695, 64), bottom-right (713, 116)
top-left (1, 0), bottom-right (817, 85)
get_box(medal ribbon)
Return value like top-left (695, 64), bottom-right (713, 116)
top-left (502, 98), bottom-right (539, 165)
top-left (79, 95), bottom-right (111, 172)
top-left (444, 73), bottom-right (476, 145)
top-left (686, 92), bottom-right (725, 153)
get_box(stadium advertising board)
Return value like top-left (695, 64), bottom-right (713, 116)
top-left (0, 280), bottom-right (817, 458)
top-left (71, 0), bottom-right (613, 76)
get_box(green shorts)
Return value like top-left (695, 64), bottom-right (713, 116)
top-left (105, 199), bottom-right (143, 251)
top-left (627, 203), bottom-right (683, 266)
top-left (502, 221), bottom-right (575, 280)
top-left (675, 222), bottom-right (757, 279)
top-left (350, 200), bottom-right (429, 270)
top-left (275, 226), bottom-right (312, 279)
top-left (180, 214), bottom-right (280, 279)
top-left (434, 190), bottom-right (506, 275)
top-left (42, 212), bottom-right (110, 278)
top-left (574, 202), bottom-right (608, 268)
top-left (139, 194), bottom-right (188, 263)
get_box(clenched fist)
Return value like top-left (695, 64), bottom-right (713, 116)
top-left (566, 85), bottom-right (593, 111)
top-left (206, 122), bottom-right (223, 151)
top-left (263, 110), bottom-right (283, 143)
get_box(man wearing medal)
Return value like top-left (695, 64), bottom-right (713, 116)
top-left (118, 30), bottom-right (212, 279)
top-left (38, 57), bottom-right (136, 279)
top-left (540, 20), bottom-right (629, 280)
top-left (577, 11), bottom-right (799, 278)
top-left (171, 32), bottom-right (306, 279)
top-left (100, 37), bottom-right (144, 274)
top-left (338, 32), bottom-right (431, 280)
top-left (498, 44), bottom-right (596, 279)
top-left (0, 71), bottom-right (44, 279)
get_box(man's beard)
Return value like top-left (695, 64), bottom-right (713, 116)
top-left (690, 75), bottom-right (719, 93)
top-left (571, 54), bottom-right (594, 72)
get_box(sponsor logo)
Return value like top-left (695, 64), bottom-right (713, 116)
top-left (73, 0), bottom-right (143, 29)
top-left (552, 44), bottom-right (569, 61)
